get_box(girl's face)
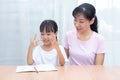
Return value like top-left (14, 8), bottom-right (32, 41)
top-left (40, 30), bottom-right (56, 45)
top-left (74, 14), bottom-right (94, 34)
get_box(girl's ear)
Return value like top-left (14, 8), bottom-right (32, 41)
top-left (55, 32), bottom-right (58, 41)
top-left (55, 32), bottom-right (58, 36)
top-left (90, 17), bottom-right (95, 25)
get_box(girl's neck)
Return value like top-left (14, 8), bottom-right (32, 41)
top-left (42, 44), bottom-right (53, 51)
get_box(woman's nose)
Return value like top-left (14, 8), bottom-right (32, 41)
top-left (75, 22), bottom-right (80, 27)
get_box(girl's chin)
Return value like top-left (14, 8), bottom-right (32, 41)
top-left (43, 43), bottom-right (50, 45)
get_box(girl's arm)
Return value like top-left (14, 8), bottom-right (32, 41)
top-left (94, 53), bottom-right (105, 65)
top-left (27, 34), bottom-right (40, 65)
top-left (27, 46), bottom-right (34, 65)
top-left (55, 45), bottom-right (65, 66)
top-left (64, 48), bottom-right (69, 58)
top-left (51, 35), bottom-right (65, 66)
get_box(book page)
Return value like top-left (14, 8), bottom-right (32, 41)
top-left (16, 64), bottom-right (57, 73)
top-left (35, 64), bottom-right (57, 71)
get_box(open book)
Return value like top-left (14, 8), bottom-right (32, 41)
top-left (16, 64), bottom-right (57, 73)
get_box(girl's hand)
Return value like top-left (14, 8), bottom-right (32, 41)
top-left (50, 34), bottom-right (65, 66)
top-left (51, 34), bottom-right (59, 48)
top-left (29, 34), bottom-right (40, 49)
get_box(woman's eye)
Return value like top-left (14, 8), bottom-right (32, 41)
top-left (79, 21), bottom-right (84, 23)
top-left (41, 34), bottom-right (44, 35)
top-left (74, 19), bottom-right (77, 22)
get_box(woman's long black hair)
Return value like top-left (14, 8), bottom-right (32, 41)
top-left (72, 3), bottom-right (98, 33)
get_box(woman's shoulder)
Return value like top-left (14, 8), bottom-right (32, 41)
top-left (93, 32), bottom-right (105, 41)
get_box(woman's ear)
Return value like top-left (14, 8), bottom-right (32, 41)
top-left (90, 17), bottom-right (95, 25)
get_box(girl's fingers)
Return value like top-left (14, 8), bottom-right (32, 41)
top-left (52, 35), bottom-right (56, 41)
top-left (34, 34), bottom-right (37, 40)
top-left (30, 34), bottom-right (41, 47)
top-left (51, 35), bottom-right (55, 42)
top-left (30, 34), bottom-right (36, 42)
top-left (36, 39), bottom-right (41, 44)
top-left (40, 38), bottom-right (43, 41)
top-left (51, 35), bottom-right (58, 47)
top-left (30, 37), bottom-right (32, 42)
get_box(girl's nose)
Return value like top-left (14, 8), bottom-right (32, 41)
top-left (44, 35), bottom-right (47, 39)
top-left (42, 35), bottom-right (47, 39)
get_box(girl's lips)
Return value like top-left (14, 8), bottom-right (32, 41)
top-left (42, 40), bottom-right (48, 42)
top-left (43, 39), bottom-right (50, 43)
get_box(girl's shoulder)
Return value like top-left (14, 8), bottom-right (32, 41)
top-left (33, 45), bottom-right (42, 51)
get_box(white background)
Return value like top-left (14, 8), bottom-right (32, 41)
top-left (0, 0), bottom-right (120, 65)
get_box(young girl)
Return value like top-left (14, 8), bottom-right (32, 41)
top-left (27, 20), bottom-right (67, 66)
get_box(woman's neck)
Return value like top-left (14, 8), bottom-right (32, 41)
top-left (77, 30), bottom-right (93, 41)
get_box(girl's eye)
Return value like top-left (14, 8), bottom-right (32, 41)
top-left (47, 33), bottom-right (51, 35)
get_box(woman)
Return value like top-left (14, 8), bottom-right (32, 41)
top-left (64, 3), bottom-right (106, 65)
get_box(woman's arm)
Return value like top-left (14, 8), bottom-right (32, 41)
top-left (94, 53), bottom-right (105, 65)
